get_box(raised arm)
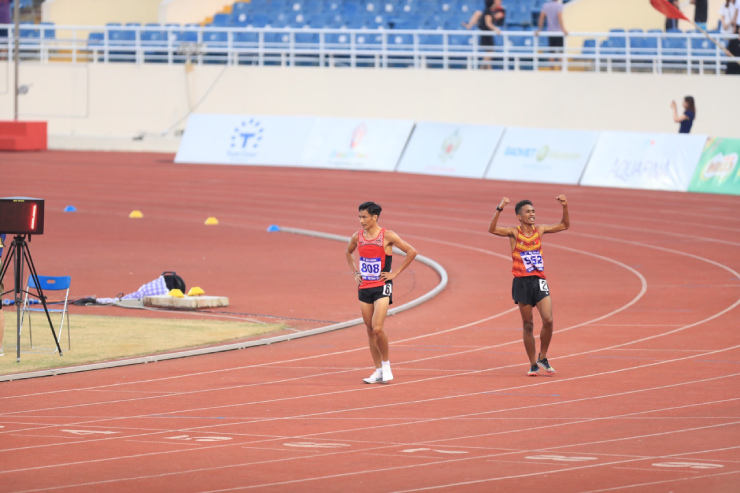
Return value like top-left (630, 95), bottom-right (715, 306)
top-left (380, 230), bottom-right (417, 282)
top-left (462, 10), bottom-right (482, 29)
top-left (488, 197), bottom-right (517, 238)
top-left (671, 100), bottom-right (688, 122)
top-left (540, 195), bottom-right (570, 234)
top-left (346, 232), bottom-right (362, 286)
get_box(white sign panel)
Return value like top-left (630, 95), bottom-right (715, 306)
top-left (580, 131), bottom-right (707, 191)
top-left (485, 127), bottom-right (598, 184)
top-left (300, 117), bottom-right (414, 171)
top-left (175, 114), bottom-right (314, 166)
top-left (396, 122), bottom-right (504, 179)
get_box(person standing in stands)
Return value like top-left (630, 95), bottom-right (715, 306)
top-left (671, 96), bottom-right (696, 133)
top-left (535, 0), bottom-right (568, 68)
top-left (719, 0), bottom-right (738, 37)
top-left (691, 0), bottom-right (708, 31)
top-left (462, 0), bottom-right (505, 69)
top-left (724, 31), bottom-right (740, 73)
top-left (0, 0), bottom-right (11, 59)
top-left (345, 202), bottom-right (417, 384)
top-left (665, 0), bottom-right (681, 30)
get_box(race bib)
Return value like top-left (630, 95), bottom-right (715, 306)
top-left (539, 279), bottom-right (549, 292)
top-left (359, 256), bottom-right (382, 281)
top-left (520, 250), bottom-right (544, 273)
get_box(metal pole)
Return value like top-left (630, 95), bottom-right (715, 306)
top-left (13, 0), bottom-right (20, 121)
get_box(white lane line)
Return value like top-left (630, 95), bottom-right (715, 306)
top-left (578, 470), bottom-right (740, 493)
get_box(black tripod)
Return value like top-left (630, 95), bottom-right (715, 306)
top-left (0, 234), bottom-right (61, 362)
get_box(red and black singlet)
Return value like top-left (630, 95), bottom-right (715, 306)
top-left (512, 226), bottom-right (546, 279)
top-left (357, 228), bottom-right (392, 289)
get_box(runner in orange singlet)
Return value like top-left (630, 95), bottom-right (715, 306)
top-left (488, 195), bottom-right (569, 376)
top-left (345, 202), bottom-right (417, 384)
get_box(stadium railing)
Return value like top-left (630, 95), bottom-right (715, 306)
top-left (0, 24), bottom-right (734, 74)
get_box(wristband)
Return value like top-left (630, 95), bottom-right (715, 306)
top-left (496, 206), bottom-right (503, 212)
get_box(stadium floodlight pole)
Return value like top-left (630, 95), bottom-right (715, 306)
top-left (13, 0), bottom-right (20, 121)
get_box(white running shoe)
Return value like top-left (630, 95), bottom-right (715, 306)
top-left (363, 368), bottom-right (382, 384)
top-left (381, 365), bottom-right (393, 383)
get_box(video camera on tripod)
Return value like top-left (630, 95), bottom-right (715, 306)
top-left (0, 197), bottom-right (62, 361)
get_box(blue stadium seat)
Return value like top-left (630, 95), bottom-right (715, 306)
top-left (582, 38), bottom-right (596, 56)
top-left (39, 22), bottom-right (56, 40)
top-left (662, 31), bottom-right (688, 57)
top-left (250, 14), bottom-right (270, 28)
top-left (140, 24), bottom-right (168, 63)
top-left (211, 13), bottom-right (231, 27)
top-left (19, 21), bottom-right (39, 39)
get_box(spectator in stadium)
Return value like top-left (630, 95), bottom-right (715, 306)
top-left (462, 0), bottom-right (505, 69)
top-left (0, 0), bottom-right (11, 49)
top-left (726, 32), bottom-right (740, 73)
top-left (671, 96), bottom-right (696, 133)
top-left (535, 0), bottom-right (568, 68)
top-left (719, 0), bottom-right (738, 37)
top-left (665, 0), bottom-right (681, 31)
top-left (691, 0), bottom-right (708, 30)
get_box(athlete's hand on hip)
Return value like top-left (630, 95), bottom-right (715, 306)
top-left (380, 271), bottom-right (397, 281)
top-left (499, 197), bottom-right (510, 209)
top-left (556, 195), bottom-right (567, 206)
top-left (353, 272), bottom-right (363, 286)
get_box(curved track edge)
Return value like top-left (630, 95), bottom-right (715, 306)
top-left (0, 227), bottom-right (448, 382)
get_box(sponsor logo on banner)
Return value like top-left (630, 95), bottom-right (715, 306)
top-left (302, 117), bottom-right (414, 170)
top-left (582, 132), bottom-right (707, 191)
top-left (228, 118), bottom-right (264, 159)
top-left (688, 137), bottom-right (740, 195)
top-left (487, 128), bottom-right (597, 184)
top-left (502, 145), bottom-right (583, 162)
top-left (397, 122), bottom-right (503, 178)
top-left (331, 123), bottom-right (370, 160)
top-left (699, 153), bottom-right (737, 181)
top-left (439, 129), bottom-right (462, 162)
top-left (175, 114), bottom-right (314, 166)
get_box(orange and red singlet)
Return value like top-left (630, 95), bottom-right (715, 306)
top-left (358, 228), bottom-right (392, 289)
top-left (512, 226), bottom-right (546, 279)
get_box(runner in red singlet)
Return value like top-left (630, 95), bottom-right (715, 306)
top-left (488, 195), bottom-right (569, 376)
top-left (345, 202), bottom-right (417, 384)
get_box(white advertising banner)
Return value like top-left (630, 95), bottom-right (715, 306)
top-left (300, 117), bottom-right (415, 171)
top-left (485, 127), bottom-right (598, 184)
top-left (580, 131), bottom-right (707, 191)
top-left (175, 114), bottom-right (314, 166)
top-left (396, 122), bottom-right (504, 179)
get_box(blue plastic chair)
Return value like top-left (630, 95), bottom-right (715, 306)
top-left (21, 275), bottom-right (72, 352)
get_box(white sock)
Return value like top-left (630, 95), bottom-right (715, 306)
top-left (382, 360), bottom-right (390, 367)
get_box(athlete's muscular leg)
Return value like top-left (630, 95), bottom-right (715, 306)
top-left (371, 297), bottom-right (391, 361)
top-left (361, 302), bottom-right (382, 368)
top-left (518, 303), bottom-right (537, 366)
top-left (535, 296), bottom-right (554, 359)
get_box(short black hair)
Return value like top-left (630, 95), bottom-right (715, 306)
top-left (515, 199), bottom-right (532, 215)
top-left (358, 201), bottom-right (382, 217)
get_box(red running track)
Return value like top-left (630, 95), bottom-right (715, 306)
top-left (1, 151), bottom-right (739, 492)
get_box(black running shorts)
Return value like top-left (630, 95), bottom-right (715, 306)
top-left (512, 276), bottom-right (550, 306)
top-left (359, 283), bottom-right (393, 305)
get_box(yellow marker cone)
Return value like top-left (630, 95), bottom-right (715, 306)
top-left (129, 210), bottom-right (143, 218)
top-left (168, 289), bottom-right (185, 298)
top-left (205, 217), bottom-right (219, 225)
top-left (187, 286), bottom-right (205, 296)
